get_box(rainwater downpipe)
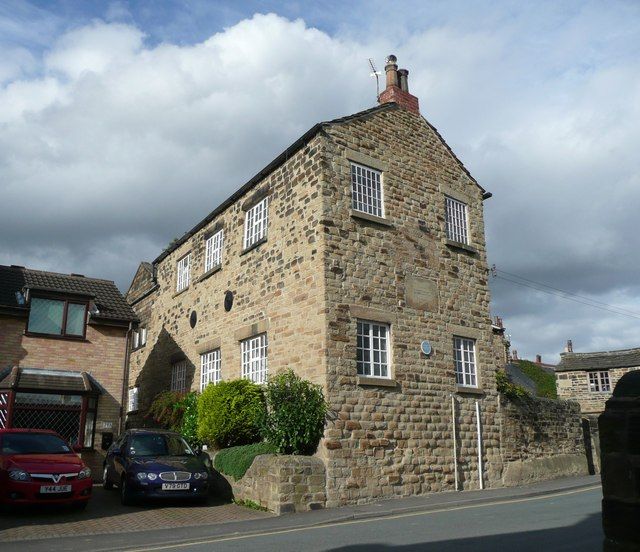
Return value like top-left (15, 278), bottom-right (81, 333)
top-left (451, 395), bottom-right (459, 492)
top-left (475, 400), bottom-right (484, 490)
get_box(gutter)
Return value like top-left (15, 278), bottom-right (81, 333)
top-left (119, 321), bottom-right (133, 435)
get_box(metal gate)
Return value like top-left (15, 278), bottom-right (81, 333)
top-left (12, 393), bottom-right (82, 445)
top-left (0, 392), bottom-right (8, 429)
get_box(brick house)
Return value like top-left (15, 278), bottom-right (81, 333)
top-left (0, 265), bottom-right (137, 475)
top-left (555, 340), bottom-right (640, 414)
top-left (127, 56), bottom-right (505, 505)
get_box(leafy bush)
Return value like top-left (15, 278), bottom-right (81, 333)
top-left (176, 392), bottom-right (201, 450)
top-left (261, 369), bottom-right (327, 455)
top-left (214, 442), bottom-right (277, 481)
top-left (197, 379), bottom-right (265, 448)
top-left (496, 370), bottom-right (529, 400)
top-left (517, 360), bottom-right (558, 399)
top-left (146, 391), bottom-right (185, 429)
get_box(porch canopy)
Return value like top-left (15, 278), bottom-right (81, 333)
top-left (0, 367), bottom-right (102, 448)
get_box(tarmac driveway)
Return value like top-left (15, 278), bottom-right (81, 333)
top-left (0, 485), bottom-right (273, 543)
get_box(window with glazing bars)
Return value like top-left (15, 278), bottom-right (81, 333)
top-left (171, 360), bottom-right (187, 392)
top-left (201, 349), bottom-right (221, 391)
top-left (589, 371), bottom-right (610, 393)
top-left (453, 337), bottom-right (477, 387)
top-left (445, 196), bottom-right (469, 244)
top-left (241, 334), bottom-right (268, 384)
top-left (351, 163), bottom-right (384, 218)
top-left (243, 198), bottom-right (268, 250)
top-left (356, 320), bottom-right (390, 378)
top-left (176, 254), bottom-right (191, 292)
top-left (128, 387), bottom-right (139, 412)
top-left (204, 229), bottom-right (224, 272)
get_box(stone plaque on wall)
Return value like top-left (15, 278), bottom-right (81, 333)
top-left (405, 275), bottom-right (438, 311)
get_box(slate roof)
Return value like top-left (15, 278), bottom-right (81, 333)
top-left (555, 347), bottom-right (640, 372)
top-left (0, 265), bottom-right (137, 323)
top-left (153, 102), bottom-right (487, 265)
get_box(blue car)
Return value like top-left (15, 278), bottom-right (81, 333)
top-left (103, 429), bottom-right (211, 505)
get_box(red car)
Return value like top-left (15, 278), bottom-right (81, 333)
top-left (0, 428), bottom-right (93, 509)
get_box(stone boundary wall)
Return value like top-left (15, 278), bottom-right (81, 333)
top-left (208, 453), bottom-right (326, 515)
top-left (499, 395), bottom-right (589, 486)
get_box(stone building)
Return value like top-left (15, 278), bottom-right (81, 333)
top-left (0, 264), bottom-right (137, 475)
top-left (127, 55), bottom-right (505, 505)
top-left (555, 341), bottom-right (640, 414)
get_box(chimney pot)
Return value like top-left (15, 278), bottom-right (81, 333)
top-left (565, 339), bottom-right (573, 353)
top-left (536, 354), bottom-right (542, 364)
top-left (512, 349), bottom-right (518, 360)
top-left (398, 69), bottom-right (409, 92)
top-left (384, 55), bottom-right (399, 88)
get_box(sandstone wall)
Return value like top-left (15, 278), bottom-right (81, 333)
top-left (319, 107), bottom-right (502, 506)
top-left (499, 394), bottom-right (588, 485)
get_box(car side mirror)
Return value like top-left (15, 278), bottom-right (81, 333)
top-left (72, 444), bottom-right (83, 453)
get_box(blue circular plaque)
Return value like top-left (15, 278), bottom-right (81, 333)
top-left (421, 340), bottom-right (432, 356)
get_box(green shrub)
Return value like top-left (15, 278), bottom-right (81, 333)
top-left (517, 360), bottom-right (558, 399)
top-left (261, 369), bottom-right (327, 455)
top-left (146, 390), bottom-right (184, 429)
top-left (176, 392), bottom-right (201, 450)
top-left (197, 379), bottom-right (265, 448)
top-left (214, 442), bottom-right (277, 481)
top-left (496, 370), bottom-right (529, 400)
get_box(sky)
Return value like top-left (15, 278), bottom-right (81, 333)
top-left (1, 0), bottom-right (639, 363)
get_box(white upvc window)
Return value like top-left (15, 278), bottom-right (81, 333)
top-left (201, 349), bottom-right (221, 391)
top-left (241, 333), bottom-right (268, 384)
top-left (132, 330), bottom-right (139, 350)
top-left (351, 163), bottom-right (384, 218)
top-left (243, 198), bottom-right (269, 250)
top-left (204, 229), bottom-right (224, 273)
top-left (176, 253), bottom-right (191, 292)
top-left (454, 337), bottom-right (477, 387)
top-left (356, 320), bottom-right (390, 378)
top-left (127, 387), bottom-right (139, 412)
top-left (171, 360), bottom-right (187, 392)
top-left (140, 327), bottom-right (147, 346)
top-left (445, 196), bottom-right (469, 244)
top-left (589, 371), bottom-right (611, 393)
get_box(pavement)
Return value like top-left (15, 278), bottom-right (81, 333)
top-left (0, 475), bottom-right (602, 551)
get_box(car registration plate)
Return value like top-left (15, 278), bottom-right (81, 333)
top-left (161, 482), bottom-right (189, 491)
top-left (40, 485), bottom-right (72, 494)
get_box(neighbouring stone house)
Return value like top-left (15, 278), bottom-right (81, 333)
top-left (126, 56), bottom-right (581, 506)
top-left (0, 264), bottom-right (137, 475)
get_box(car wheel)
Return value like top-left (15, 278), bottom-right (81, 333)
top-left (103, 465), bottom-right (113, 490)
top-left (120, 476), bottom-right (134, 506)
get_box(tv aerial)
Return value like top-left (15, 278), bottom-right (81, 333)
top-left (369, 58), bottom-right (381, 100)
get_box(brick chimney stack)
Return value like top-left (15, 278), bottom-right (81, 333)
top-left (536, 354), bottom-right (542, 364)
top-left (379, 55), bottom-right (420, 114)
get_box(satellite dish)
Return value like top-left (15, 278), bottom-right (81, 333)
top-left (421, 341), bottom-right (432, 356)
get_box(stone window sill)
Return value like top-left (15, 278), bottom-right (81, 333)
top-left (240, 236), bottom-right (268, 256)
top-left (350, 210), bottom-right (394, 228)
top-left (172, 286), bottom-right (189, 299)
top-left (357, 376), bottom-right (398, 388)
top-left (445, 240), bottom-right (477, 254)
top-left (456, 385), bottom-right (485, 396)
top-left (198, 265), bottom-right (222, 282)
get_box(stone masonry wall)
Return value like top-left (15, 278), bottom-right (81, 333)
top-left (319, 107), bottom-right (502, 507)
top-left (499, 394), bottom-right (588, 485)
top-left (127, 135), bottom-right (328, 417)
top-left (556, 367), bottom-right (640, 414)
top-left (0, 314), bottom-right (128, 476)
top-left (211, 454), bottom-right (326, 514)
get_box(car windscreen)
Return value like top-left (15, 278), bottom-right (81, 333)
top-left (1, 433), bottom-right (72, 454)
top-left (128, 434), bottom-right (194, 457)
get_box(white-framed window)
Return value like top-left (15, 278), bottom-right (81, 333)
top-left (171, 360), bottom-right (188, 392)
top-left (201, 349), bottom-right (221, 390)
top-left (453, 337), bottom-right (477, 387)
top-left (589, 371), bottom-right (611, 393)
top-left (351, 163), bottom-right (384, 218)
top-left (445, 196), bottom-right (469, 244)
top-left (132, 330), bottom-right (139, 350)
top-left (140, 327), bottom-right (147, 346)
top-left (176, 253), bottom-right (191, 292)
top-left (356, 320), bottom-right (390, 378)
top-left (241, 333), bottom-right (268, 384)
top-left (127, 387), bottom-right (139, 412)
top-left (204, 229), bottom-right (224, 273)
top-left (243, 197), bottom-right (269, 250)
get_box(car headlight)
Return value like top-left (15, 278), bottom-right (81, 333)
top-left (193, 471), bottom-right (208, 480)
top-left (78, 467), bottom-right (92, 480)
top-left (136, 472), bottom-right (148, 481)
top-left (8, 469), bottom-right (29, 481)
top-left (147, 473), bottom-right (158, 481)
